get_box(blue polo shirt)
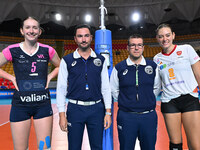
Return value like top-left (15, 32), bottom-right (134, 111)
top-left (110, 56), bottom-right (157, 112)
top-left (56, 49), bottom-right (112, 112)
top-left (63, 52), bottom-right (104, 101)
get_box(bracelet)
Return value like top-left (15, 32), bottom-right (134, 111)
top-left (105, 112), bottom-right (112, 116)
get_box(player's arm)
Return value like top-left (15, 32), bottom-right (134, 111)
top-left (192, 61), bottom-right (200, 87)
top-left (56, 59), bottom-right (68, 132)
top-left (101, 60), bottom-right (112, 129)
top-left (46, 51), bottom-right (60, 89)
top-left (0, 52), bottom-right (19, 90)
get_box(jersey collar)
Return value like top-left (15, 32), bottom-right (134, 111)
top-left (73, 48), bottom-right (97, 59)
top-left (162, 45), bottom-right (177, 56)
top-left (126, 55), bottom-right (146, 66)
top-left (20, 42), bottom-right (39, 56)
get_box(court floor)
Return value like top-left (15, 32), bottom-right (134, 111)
top-left (0, 99), bottom-right (189, 150)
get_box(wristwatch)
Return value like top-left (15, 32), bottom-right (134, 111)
top-left (105, 112), bottom-right (112, 116)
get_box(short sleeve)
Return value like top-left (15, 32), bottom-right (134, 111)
top-left (2, 47), bottom-right (12, 61)
top-left (187, 45), bottom-right (200, 65)
top-left (49, 47), bottom-right (56, 61)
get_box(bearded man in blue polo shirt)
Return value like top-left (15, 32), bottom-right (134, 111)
top-left (56, 24), bottom-right (112, 150)
top-left (110, 34), bottom-right (159, 150)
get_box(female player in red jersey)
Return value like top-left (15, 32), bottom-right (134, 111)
top-left (154, 23), bottom-right (200, 150)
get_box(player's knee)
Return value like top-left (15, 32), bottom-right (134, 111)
top-left (170, 142), bottom-right (182, 150)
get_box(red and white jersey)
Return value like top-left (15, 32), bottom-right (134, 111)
top-left (153, 44), bottom-right (200, 102)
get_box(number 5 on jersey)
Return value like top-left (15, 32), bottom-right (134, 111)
top-left (31, 62), bottom-right (37, 72)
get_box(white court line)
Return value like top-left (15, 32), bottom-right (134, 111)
top-left (0, 121), bottom-right (10, 127)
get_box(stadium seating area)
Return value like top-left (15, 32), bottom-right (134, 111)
top-left (0, 62), bottom-right (15, 89)
top-left (0, 33), bottom-right (199, 89)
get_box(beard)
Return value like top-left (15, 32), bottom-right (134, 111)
top-left (78, 42), bottom-right (91, 51)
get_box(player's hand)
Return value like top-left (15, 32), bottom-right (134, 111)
top-left (45, 76), bottom-right (50, 89)
top-left (11, 76), bottom-right (19, 91)
top-left (104, 114), bottom-right (112, 130)
top-left (59, 112), bottom-right (68, 132)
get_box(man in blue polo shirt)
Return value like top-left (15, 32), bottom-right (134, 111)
top-left (110, 34), bottom-right (158, 150)
top-left (56, 24), bottom-right (112, 150)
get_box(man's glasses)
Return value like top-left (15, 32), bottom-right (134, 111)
top-left (128, 43), bottom-right (143, 49)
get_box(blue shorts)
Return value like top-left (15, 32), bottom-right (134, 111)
top-left (10, 103), bottom-right (53, 122)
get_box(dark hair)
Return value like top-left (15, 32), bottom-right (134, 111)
top-left (155, 23), bottom-right (173, 35)
top-left (128, 34), bottom-right (143, 45)
top-left (74, 24), bottom-right (92, 36)
top-left (21, 16), bottom-right (40, 28)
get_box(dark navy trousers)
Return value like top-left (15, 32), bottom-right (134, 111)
top-left (67, 102), bottom-right (105, 150)
top-left (117, 109), bottom-right (157, 150)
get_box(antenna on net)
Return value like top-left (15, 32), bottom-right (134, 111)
top-left (99, 0), bottom-right (107, 29)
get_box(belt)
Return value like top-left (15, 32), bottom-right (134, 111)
top-left (129, 109), bottom-right (154, 114)
top-left (68, 99), bottom-right (101, 106)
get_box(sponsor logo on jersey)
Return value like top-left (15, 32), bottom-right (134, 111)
top-left (50, 110), bottom-right (53, 115)
top-left (67, 122), bottom-right (72, 127)
top-left (123, 69), bottom-right (128, 75)
top-left (155, 59), bottom-right (161, 64)
top-left (18, 60), bottom-right (29, 63)
top-left (165, 80), bottom-right (184, 87)
top-left (37, 54), bottom-right (44, 58)
top-left (194, 56), bottom-right (199, 60)
top-left (23, 81), bottom-right (32, 90)
top-left (93, 58), bottom-right (102, 66)
top-left (19, 55), bottom-right (28, 63)
top-left (117, 125), bottom-right (122, 130)
top-left (159, 62), bottom-right (175, 70)
top-left (160, 64), bottom-right (167, 70)
top-left (20, 93), bottom-right (49, 102)
top-left (176, 51), bottom-right (182, 56)
top-left (36, 54), bottom-right (47, 62)
top-left (156, 60), bottom-right (165, 69)
top-left (19, 55), bottom-right (25, 59)
top-left (71, 61), bottom-right (77, 66)
top-left (155, 59), bottom-right (162, 65)
top-left (145, 65), bottom-right (153, 74)
top-left (37, 59), bottom-right (47, 62)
